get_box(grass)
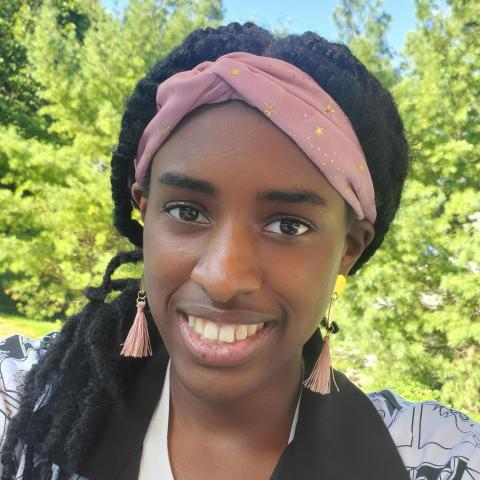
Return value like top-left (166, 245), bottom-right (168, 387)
top-left (0, 311), bottom-right (62, 340)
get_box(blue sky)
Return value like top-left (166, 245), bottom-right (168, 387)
top-left (102, 0), bottom-right (417, 53)
top-left (220, 0), bottom-right (416, 53)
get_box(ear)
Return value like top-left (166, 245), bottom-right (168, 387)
top-left (340, 220), bottom-right (375, 276)
top-left (131, 182), bottom-right (149, 222)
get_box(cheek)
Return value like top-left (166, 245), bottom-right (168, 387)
top-left (264, 240), bottom-right (340, 346)
top-left (142, 219), bottom-right (197, 333)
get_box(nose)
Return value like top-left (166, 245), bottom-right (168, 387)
top-left (190, 220), bottom-right (263, 303)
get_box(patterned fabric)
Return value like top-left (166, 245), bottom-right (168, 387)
top-left (0, 332), bottom-right (478, 479)
top-left (368, 390), bottom-right (480, 479)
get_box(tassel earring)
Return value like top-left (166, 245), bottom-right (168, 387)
top-left (120, 276), bottom-right (152, 358)
top-left (303, 274), bottom-right (346, 394)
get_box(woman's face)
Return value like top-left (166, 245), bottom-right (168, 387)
top-left (132, 101), bottom-right (374, 401)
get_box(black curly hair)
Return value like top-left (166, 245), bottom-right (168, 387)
top-left (0, 22), bottom-right (410, 479)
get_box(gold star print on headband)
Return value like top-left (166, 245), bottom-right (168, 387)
top-left (301, 75), bottom-right (315, 87)
top-left (359, 163), bottom-right (366, 172)
top-left (325, 102), bottom-right (335, 114)
top-left (161, 122), bottom-right (172, 133)
top-left (264, 103), bottom-right (277, 117)
top-left (315, 126), bottom-right (324, 136)
top-left (231, 68), bottom-right (240, 76)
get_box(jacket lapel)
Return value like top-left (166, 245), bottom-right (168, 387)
top-left (270, 373), bottom-right (410, 479)
top-left (76, 330), bottom-right (409, 480)
top-left (271, 331), bottom-right (410, 480)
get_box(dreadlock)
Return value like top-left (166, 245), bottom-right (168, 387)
top-left (0, 22), bottom-right (410, 478)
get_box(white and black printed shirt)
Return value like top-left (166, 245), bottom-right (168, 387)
top-left (0, 332), bottom-right (479, 479)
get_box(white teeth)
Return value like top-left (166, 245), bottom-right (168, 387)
top-left (203, 321), bottom-right (219, 341)
top-left (235, 324), bottom-right (248, 341)
top-left (194, 317), bottom-right (205, 336)
top-left (187, 315), bottom-right (266, 343)
top-left (218, 325), bottom-right (235, 343)
top-left (247, 324), bottom-right (257, 336)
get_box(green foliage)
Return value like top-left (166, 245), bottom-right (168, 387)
top-left (333, 0), bottom-right (479, 419)
top-left (0, 0), bottom-right (223, 319)
top-left (0, 125), bottom-right (121, 319)
top-left (0, 0), bottom-right (93, 139)
top-left (0, 0), bottom-right (45, 138)
top-left (333, 0), bottom-right (398, 88)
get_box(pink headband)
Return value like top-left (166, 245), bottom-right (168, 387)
top-left (134, 52), bottom-right (377, 223)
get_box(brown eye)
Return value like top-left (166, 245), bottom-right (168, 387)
top-left (265, 217), bottom-right (312, 237)
top-left (162, 203), bottom-right (210, 224)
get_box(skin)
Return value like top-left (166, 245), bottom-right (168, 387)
top-left (132, 100), bottom-right (375, 479)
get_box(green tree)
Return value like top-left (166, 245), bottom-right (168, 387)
top-left (0, 0), bottom-right (223, 319)
top-left (333, 0), bottom-right (480, 418)
top-left (0, 0), bottom-right (92, 139)
top-left (0, 0), bottom-right (45, 138)
top-left (333, 0), bottom-right (398, 88)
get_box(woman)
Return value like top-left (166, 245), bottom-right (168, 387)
top-left (0, 22), bottom-right (478, 480)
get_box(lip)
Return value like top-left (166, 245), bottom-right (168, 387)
top-left (177, 311), bottom-right (276, 367)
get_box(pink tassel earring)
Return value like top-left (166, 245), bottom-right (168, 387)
top-left (303, 274), bottom-right (346, 394)
top-left (120, 277), bottom-right (152, 358)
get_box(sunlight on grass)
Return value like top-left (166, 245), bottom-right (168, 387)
top-left (0, 312), bottom-right (62, 340)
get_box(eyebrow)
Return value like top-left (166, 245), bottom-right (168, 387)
top-left (258, 189), bottom-right (328, 207)
top-left (158, 172), bottom-right (215, 195)
top-left (158, 172), bottom-right (329, 207)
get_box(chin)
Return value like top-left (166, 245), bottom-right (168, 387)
top-left (170, 354), bottom-right (273, 403)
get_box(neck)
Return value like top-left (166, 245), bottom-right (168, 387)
top-left (169, 355), bottom-right (304, 448)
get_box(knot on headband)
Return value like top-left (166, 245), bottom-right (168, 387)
top-left (134, 51), bottom-right (376, 223)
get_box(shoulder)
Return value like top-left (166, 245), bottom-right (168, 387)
top-left (0, 331), bottom-right (59, 449)
top-left (368, 388), bottom-right (480, 480)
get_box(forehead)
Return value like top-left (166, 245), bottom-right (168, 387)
top-left (149, 101), bottom-right (344, 209)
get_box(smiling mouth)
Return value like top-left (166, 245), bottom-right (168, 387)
top-left (178, 312), bottom-right (276, 366)
top-left (187, 314), bottom-right (267, 344)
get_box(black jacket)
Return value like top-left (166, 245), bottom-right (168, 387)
top-left (76, 330), bottom-right (409, 480)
